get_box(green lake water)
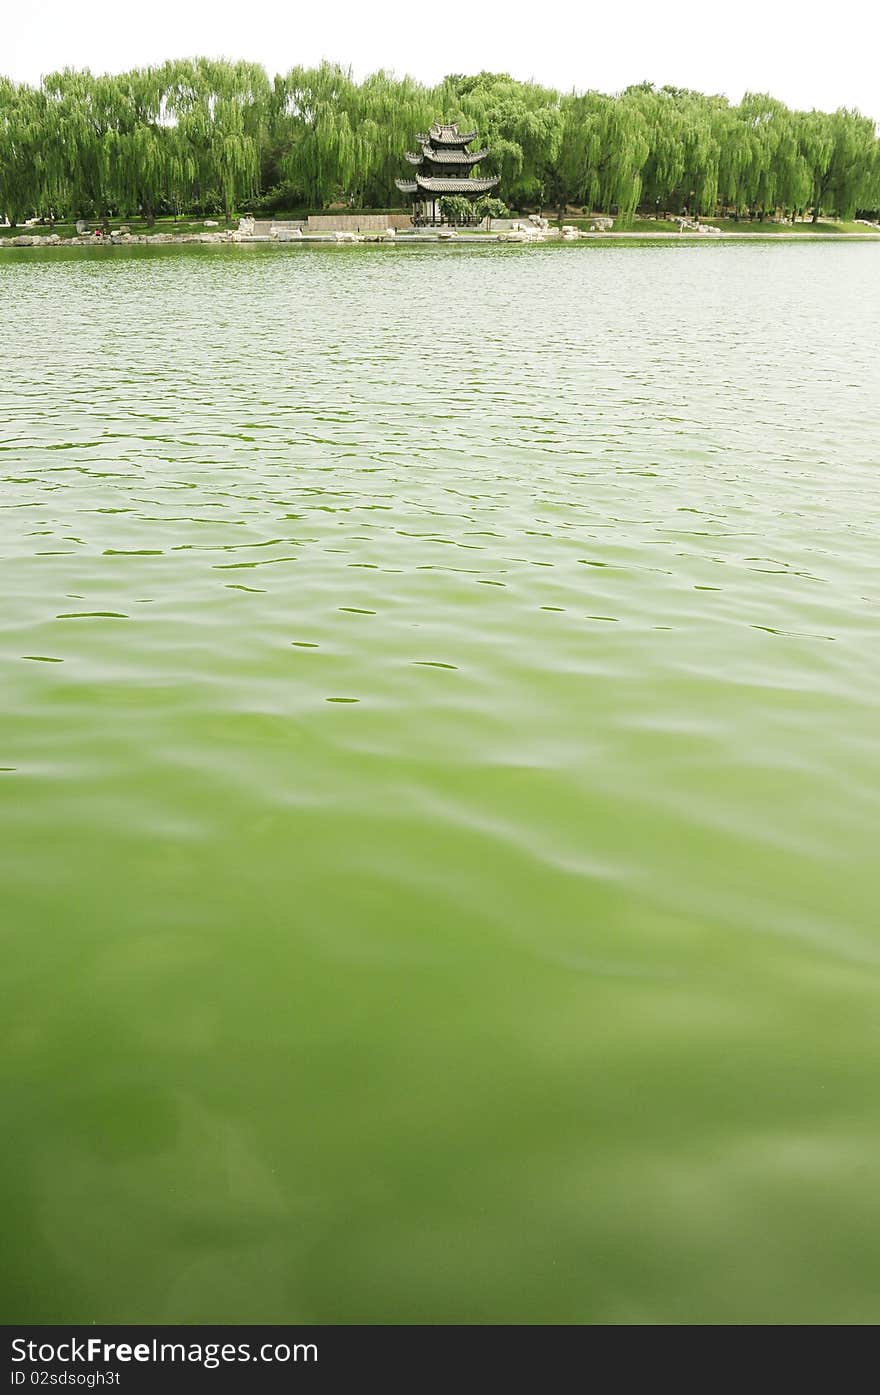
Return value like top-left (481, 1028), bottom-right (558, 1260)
top-left (2, 241), bottom-right (879, 1324)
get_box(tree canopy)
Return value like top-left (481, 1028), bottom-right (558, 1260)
top-left (1, 63), bottom-right (877, 226)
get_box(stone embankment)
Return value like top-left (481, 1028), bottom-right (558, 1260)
top-left (3, 230), bottom-right (245, 247)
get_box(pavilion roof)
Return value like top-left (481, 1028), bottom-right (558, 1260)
top-left (415, 124), bottom-right (479, 147)
top-left (413, 174), bottom-right (500, 194)
top-left (423, 145), bottom-right (490, 165)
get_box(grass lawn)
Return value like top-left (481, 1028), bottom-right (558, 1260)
top-left (555, 215), bottom-right (876, 236)
top-left (701, 217), bottom-right (874, 235)
top-left (0, 215), bottom-right (236, 240)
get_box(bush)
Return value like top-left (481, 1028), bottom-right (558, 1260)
top-left (475, 197), bottom-right (508, 226)
top-left (252, 181), bottom-right (307, 214)
top-left (439, 195), bottom-right (474, 226)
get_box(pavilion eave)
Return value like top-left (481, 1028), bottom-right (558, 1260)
top-left (414, 174), bottom-right (500, 195)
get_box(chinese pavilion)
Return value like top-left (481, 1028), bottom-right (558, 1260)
top-left (396, 122), bottom-right (500, 225)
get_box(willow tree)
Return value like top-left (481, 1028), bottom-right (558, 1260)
top-left (543, 93), bottom-right (594, 215)
top-left (715, 95), bottom-right (804, 217)
top-left (270, 65), bottom-right (431, 208)
top-left (864, 139), bottom-right (880, 213)
top-left (0, 81), bottom-right (58, 225)
top-left (273, 64), bottom-right (358, 207)
top-left (112, 68), bottom-right (170, 223)
top-left (162, 59), bottom-right (269, 220)
top-left (678, 93), bottom-right (723, 215)
top-left (40, 68), bottom-right (176, 225)
top-left (40, 70), bottom-right (114, 224)
top-left (440, 73), bottom-right (563, 209)
top-left (624, 84), bottom-right (691, 215)
top-left (791, 107), bottom-right (878, 221)
top-left (351, 72), bottom-right (434, 206)
top-left (820, 109), bottom-right (878, 218)
top-left (547, 91), bottom-right (647, 221)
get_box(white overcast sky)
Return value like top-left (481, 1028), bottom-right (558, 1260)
top-left (3, 0), bottom-right (879, 119)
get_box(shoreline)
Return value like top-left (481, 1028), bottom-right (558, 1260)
top-left (2, 230), bottom-right (879, 251)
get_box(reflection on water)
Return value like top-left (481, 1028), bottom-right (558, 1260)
top-left (2, 242), bottom-right (880, 1322)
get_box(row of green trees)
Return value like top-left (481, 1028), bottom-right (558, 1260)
top-left (2, 61), bottom-right (878, 226)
